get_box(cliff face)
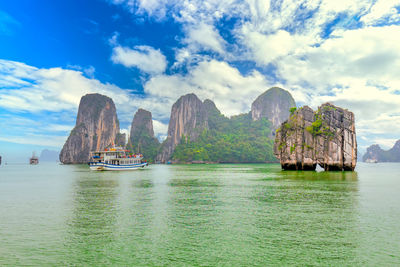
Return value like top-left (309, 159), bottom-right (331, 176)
top-left (131, 109), bottom-right (155, 138)
top-left (316, 103), bottom-right (357, 171)
top-left (129, 109), bottom-right (160, 162)
top-left (60, 93), bottom-right (120, 164)
top-left (274, 106), bottom-right (317, 170)
top-left (157, 93), bottom-right (208, 162)
top-left (251, 87), bottom-right (296, 132)
top-left (274, 103), bottom-right (357, 171)
top-left (363, 140), bottom-right (400, 162)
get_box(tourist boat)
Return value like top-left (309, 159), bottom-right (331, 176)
top-left (88, 146), bottom-right (148, 171)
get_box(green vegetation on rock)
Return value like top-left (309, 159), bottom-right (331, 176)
top-left (172, 112), bottom-right (276, 163)
top-left (305, 110), bottom-right (335, 138)
top-left (130, 132), bottom-right (159, 163)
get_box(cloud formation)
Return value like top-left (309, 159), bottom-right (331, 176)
top-left (111, 45), bottom-right (167, 74)
top-left (144, 59), bottom-right (276, 117)
top-left (2, 0), bottom-right (400, 152)
top-left (107, 0), bottom-right (400, 150)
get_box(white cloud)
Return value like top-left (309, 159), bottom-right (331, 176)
top-left (369, 138), bottom-right (399, 150)
top-left (2, 59), bottom-right (268, 148)
top-left (144, 59), bottom-right (277, 117)
top-left (0, 60), bottom-right (145, 148)
top-left (137, 0), bottom-right (170, 19)
top-left (0, 135), bottom-right (67, 148)
top-left (184, 23), bottom-right (226, 54)
top-left (239, 28), bottom-right (314, 65)
top-left (66, 64), bottom-right (96, 78)
top-left (361, 0), bottom-right (400, 26)
top-left (153, 119), bottom-right (168, 141)
top-left (4, 0), bottom-right (400, 151)
top-left (270, 25), bottom-right (400, 149)
top-left (0, 59), bottom-right (131, 113)
top-left (109, 0), bottom-right (170, 20)
top-left (275, 25), bottom-right (400, 92)
top-left (119, 128), bottom-right (130, 144)
top-left (111, 45), bottom-right (167, 74)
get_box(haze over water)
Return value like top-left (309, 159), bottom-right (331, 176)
top-left (0, 163), bottom-right (399, 265)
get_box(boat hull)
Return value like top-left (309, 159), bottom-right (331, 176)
top-left (89, 162), bottom-right (148, 171)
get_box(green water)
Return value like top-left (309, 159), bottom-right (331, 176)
top-left (0, 163), bottom-right (399, 266)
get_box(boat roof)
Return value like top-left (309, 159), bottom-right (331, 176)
top-left (91, 149), bottom-right (129, 153)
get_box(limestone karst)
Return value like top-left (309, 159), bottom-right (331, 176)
top-left (60, 93), bottom-right (121, 164)
top-left (274, 103), bottom-right (357, 171)
top-left (129, 108), bottom-right (159, 162)
top-left (156, 93), bottom-right (209, 162)
top-left (363, 140), bottom-right (400, 162)
top-left (251, 87), bottom-right (296, 134)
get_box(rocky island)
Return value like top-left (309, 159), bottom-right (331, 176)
top-left (59, 87), bottom-right (297, 164)
top-left (363, 140), bottom-right (400, 162)
top-left (156, 93), bottom-right (210, 163)
top-left (60, 93), bottom-right (122, 164)
top-left (157, 87), bottom-right (296, 163)
top-left (251, 87), bottom-right (296, 134)
top-left (61, 88), bottom-right (361, 166)
top-left (274, 103), bottom-right (357, 171)
top-left (128, 108), bottom-right (160, 162)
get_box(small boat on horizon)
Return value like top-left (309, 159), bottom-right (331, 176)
top-left (88, 145), bottom-right (148, 171)
top-left (30, 152), bottom-right (39, 165)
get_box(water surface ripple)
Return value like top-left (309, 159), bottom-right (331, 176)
top-left (0, 163), bottom-right (399, 265)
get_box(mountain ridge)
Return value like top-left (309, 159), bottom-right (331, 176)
top-left (363, 140), bottom-right (400, 162)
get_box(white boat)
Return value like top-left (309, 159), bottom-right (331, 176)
top-left (88, 146), bottom-right (148, 171)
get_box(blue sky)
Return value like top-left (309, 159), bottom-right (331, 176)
top-left (0, 0), bottom-right (400, 162)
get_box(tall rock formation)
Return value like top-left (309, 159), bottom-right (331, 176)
top-left (316, 103), bottom-right (357, 171)
top-left (274, 103), bottom-right (357, 171)
top-left (274, 106), bottom-right (317, 170)
top-left (203, 98), bottom-right (225, 130)
top-left (129, 109), bottom-right (160, 162)
top-left (60, 93), bottom-right (120, 164)
top-left (157, 93), bottom-right (209, 162)
top-left (363, 140), bottom-right (400, 162)
top-left (131, 109), bottom-right (155, 138)
top-left (251, 87), bottom-right (296, 132)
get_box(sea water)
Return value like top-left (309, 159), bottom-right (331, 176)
top-left (0, 163), bottom-right (399, 265)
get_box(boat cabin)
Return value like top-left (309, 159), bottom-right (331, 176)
top-left (90, 147), bottom-right (143, 165)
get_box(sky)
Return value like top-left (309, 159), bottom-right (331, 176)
top-left (0, 0), bottom-right (400, 162)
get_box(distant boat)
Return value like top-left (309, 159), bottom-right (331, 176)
top-left (88, 145), bottom-right (148, 171)
top-left (0, 155), bottom-right (2, 165)
top-left (30, 152), bottom-right (39, 165)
